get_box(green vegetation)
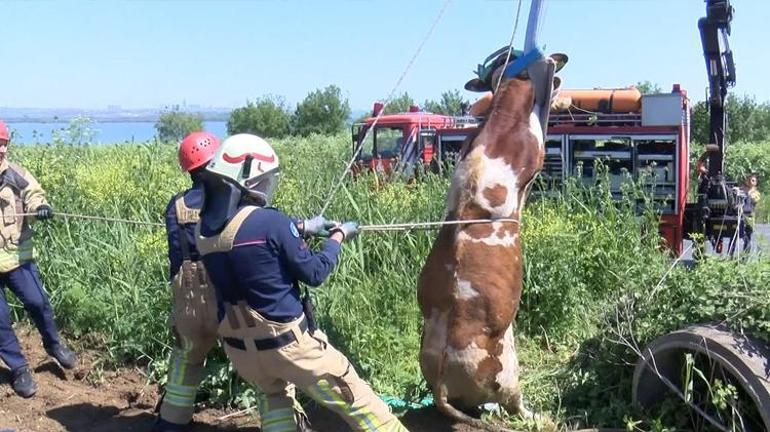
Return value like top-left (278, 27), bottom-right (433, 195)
top-left (6, 134), bottom-right (770, 430)
top-left (228, 86), bottom-right (351, 138)
top-left (154, 106), bottom-right (204, 142)
top-left (381, 92), bottom-right (417, 115)
top-left (692, 95), bottom-right (770, 145)
top-left (227, 96), bottom-right (292, 138)
top-left (725, 140), bottom-right (770, 222)
top-left (292, 85), bottom-right (351, 137)
top-left (422, 89), bottom-right (469, 116)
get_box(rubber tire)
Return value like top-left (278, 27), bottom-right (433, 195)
top-left (632, 324), bottom-right (770, 429)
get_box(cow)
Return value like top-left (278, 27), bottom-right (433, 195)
top-left (416, 50), bottom-right (566, 431)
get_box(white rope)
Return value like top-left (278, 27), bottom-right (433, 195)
top-left (12, 211), bottom-right (519, 233)
top-left (319, 0), bottom-right (453, 216)
top-left (360, 218), bottom-right (519, 232)
top-left (13, 212), bottom-right (163, 227)
top-left (494, 0), bottom-right (524, 92)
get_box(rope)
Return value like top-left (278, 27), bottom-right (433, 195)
top-left (360, 218), bottom-right (519, 232)
top-left (494, 0), bottom-right (524, 92)
top-left (13, 212), bottom-right (163, 227)
top-left (319, 0), bottom-right (453, 216)
top-left (13, 211), bottom-right (518, 233)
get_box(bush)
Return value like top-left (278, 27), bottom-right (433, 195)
top-left (227, 96), bottom-right (292, 138)
top-left (382, 92), bottom-right (416, 114)
top-left (423, 90), bottom-right (468, 115)
top-left (291, 85), bottom-right (351, 137)
top-left (691, 95), bottom-right (770, 145)
top-left (155, 107), bottom-right (204, 143)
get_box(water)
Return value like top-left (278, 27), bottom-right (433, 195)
top-left (6, 121), bottom-right (228, 144)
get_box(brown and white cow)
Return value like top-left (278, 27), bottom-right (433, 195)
top-left (417, 55), bottom-right (564, 430)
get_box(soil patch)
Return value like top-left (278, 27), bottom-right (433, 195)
top-left (0, 326), bottom-right (477, 432)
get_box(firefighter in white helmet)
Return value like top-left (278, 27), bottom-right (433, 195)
top-left (195, 134), bottom-right (409, 432)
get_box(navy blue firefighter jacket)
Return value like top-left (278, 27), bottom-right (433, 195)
top-left (200, 206), bottom-right (341, 323)
top-left (164, 181), bottom-right (204, 281)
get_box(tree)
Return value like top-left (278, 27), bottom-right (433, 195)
top-left (382, 92), bottom-right (416, 114)
top-left (292, 85), bottom-right (351, 137)
top-left (228, 96), bottom-right (291, 138)
top-left (635, 81), bottom-right (663, 95)
top-left (423, 90), bottom-right (469, 115)
top-left (155, 106), bottom-right (204, 142)
top-left (691, 94), bottom-right (770, 144)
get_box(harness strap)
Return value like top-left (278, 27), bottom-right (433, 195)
top-left (173, 193), bottom-right (195, 261)
top-left (502, 47), bottom-right (544, 80)
top-left (195, 206), bottom-right (258, 256)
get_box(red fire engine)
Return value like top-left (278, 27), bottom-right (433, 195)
top-left (351, 85), bottom-right (691, 255)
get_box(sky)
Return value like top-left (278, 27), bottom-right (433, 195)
top-left (1, 0), bottom-right (768, 111)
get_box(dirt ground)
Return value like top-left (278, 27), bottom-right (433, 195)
top-left (0, 326), bottom-right (475, 432)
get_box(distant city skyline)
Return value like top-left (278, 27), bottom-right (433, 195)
top-left (2, 1), bottom-right (768, 111)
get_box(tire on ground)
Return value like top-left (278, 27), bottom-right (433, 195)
top-left (632, 324), bottom-right (770, 429)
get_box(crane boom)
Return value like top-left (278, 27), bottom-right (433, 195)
top-left (698, 0), bottom-right (735, 177)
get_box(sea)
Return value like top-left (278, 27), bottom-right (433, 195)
top-left (6, 121), bottom-right (229, 144)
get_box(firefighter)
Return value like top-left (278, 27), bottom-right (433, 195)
top-left (153, 131), bottom-right (223, 431)
top-left (195, 133), bottom-right (409, 432)
top-left (696, 144), bottom-right (720, 194)
top-left (0, 120), bottom-right (77, 398)
top-left (740, 172), bottom-right (761, 252)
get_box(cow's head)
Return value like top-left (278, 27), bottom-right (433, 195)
top-left (465, 47), bottom-right (568, 134)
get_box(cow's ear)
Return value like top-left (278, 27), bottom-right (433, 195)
top-left (548, 53), bottom-right (568, 73)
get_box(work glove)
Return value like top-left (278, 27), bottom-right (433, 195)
top-left (301, 215), bottom-right (338, 237)
top-left (35, 205), bottom-right (54, 221)
top-left (330, 221), bottom-right (360, 241)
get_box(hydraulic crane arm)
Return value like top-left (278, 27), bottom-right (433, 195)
top-left (698, 0), bottom-right (736, 177)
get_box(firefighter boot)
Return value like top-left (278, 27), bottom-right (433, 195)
top-left (46, 344), bottom-right (78, 369)
top-left (151, 416), bottom-right (189, 432)
top-left (11, 367), bottom-right (37, 398)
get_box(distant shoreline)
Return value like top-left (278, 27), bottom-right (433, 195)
top-left (5, 116), bottom-right (229, 124)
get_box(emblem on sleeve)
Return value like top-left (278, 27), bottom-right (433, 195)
top-left (290, 222), bottom-right (300, 238)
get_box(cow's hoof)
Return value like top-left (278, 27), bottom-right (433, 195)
top-left (517, 405), bottom-right (534, 420)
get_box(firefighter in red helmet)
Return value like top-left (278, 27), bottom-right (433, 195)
top-left (154, 131), bottom-right (224, 431)
top-left (0, 121), bottom-right (8, 142)
top-left (0, 119), bottom-right (77, 398)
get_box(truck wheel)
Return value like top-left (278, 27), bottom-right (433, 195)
top-left (632, 324), bottom-right (770, 430)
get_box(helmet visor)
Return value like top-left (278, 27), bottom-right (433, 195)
top-left (244, 168), bottom-right (280, 206)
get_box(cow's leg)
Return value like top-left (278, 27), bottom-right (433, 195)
top-left (419, 307), bottom-right (450, 387)
top-left (495, 326), bottom-right (533, 419)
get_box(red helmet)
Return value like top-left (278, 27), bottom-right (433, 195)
top-left (0, 120), bottom-right (9, 142)
top-left (178, 131), bottom-right (220, 172)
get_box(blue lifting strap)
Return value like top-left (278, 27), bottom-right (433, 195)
top-left (502, 47), bottom-right (545, 79)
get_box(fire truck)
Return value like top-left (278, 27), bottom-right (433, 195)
top-left (351, 86), bottom-right (692, 255)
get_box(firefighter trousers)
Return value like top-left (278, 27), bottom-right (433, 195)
top-left (159, 264), bottom-right (219, 426)
top-left (0, 262), bottom-right (61, 372)
top-left (219, 302), bottom-right (409, 432)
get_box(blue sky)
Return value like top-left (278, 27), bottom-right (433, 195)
top-left (1, 0), bottom-right (767, 111)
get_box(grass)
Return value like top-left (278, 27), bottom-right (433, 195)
top-left (5, 134), bottom-right (770, 430)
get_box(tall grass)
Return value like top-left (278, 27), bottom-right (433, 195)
top-left (5, 134), bottom-right (769, 429)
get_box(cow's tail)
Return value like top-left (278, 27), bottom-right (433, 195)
top-left (434, 383), bottom-right (519, 432)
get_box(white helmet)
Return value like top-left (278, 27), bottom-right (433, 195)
top-left (205, 133), bottom-right (280, 205)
